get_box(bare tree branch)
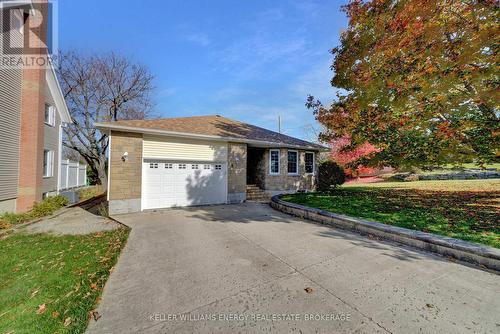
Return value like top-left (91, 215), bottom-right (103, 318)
top-left (56, 51), bottom-right (155, 185)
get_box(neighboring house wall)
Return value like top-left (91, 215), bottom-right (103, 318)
top-left (16, 4), bottom-right (48, 212)
top-left (227, 142), bottom-right (247, 203)
top-left (109, 131), bottom-right (143, 214)
top-left (42, 85), bottom-right (62, 196)
top-left (262, 149), bottom-right (316, 195)
top-left (0, 11), bottom-right (23, 213)
top-left (0, 3), bottom-right (70, 213)
top-left (0, 68), bottom-right (22, 213)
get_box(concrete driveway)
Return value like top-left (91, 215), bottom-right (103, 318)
top-left (86, 203), bottom-right (499, 334)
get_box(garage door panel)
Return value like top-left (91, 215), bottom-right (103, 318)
top-left (143, 161), bottom-right (227, 210)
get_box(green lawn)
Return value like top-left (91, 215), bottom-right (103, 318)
top-left (0, 228), bottom-right (129, 334)
top-left (283, 179), bottom-right (500, 248)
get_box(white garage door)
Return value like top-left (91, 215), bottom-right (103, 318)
top-left (142, 161), bottom-right (227, 210)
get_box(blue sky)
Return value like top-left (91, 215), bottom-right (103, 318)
top-left (59, 0), bottom-right (348, 142)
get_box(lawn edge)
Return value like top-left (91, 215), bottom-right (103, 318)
top-left (271, 194), bottom-right (500, 273)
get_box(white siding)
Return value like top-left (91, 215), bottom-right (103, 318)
top-left (143, 135), bottom-right (228, 162)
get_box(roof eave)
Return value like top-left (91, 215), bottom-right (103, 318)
top-left (0, 0), bottom-right (33, 11)
top-left (94, 122), bottom-right (326, 151)
top-left (46, 64), bottom-right (72, 123)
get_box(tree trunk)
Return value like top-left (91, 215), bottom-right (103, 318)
top-left (96, 157), bottom-right (108, 190)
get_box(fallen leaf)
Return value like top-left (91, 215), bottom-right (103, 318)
top-left (90, 283), bottom-right (98, 290)
top-left (304, 287), bottom-right (314, 294)
top-left (426, 303), bottom-right (434, 308)
top-left (90, 311), bottom-right (101, 321)
top-left (36, 304), bottom-right (46, 314)
top-left (64, 317), bottom-right (72, 326)
top-left (52, 311), bottom-right (60, 318)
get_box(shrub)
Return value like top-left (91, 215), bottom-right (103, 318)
top-left (30, 195), bottom-right (69, 218)
top-left (0, 212), bottom-right (30, 228)
top-left (0, 195), bottom-right (69, 229)
top-left (317, 161), bottom-right (346, 192)
top-left (78, 185), bottom-right (104, 201)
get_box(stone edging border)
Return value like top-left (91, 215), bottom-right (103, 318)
top-left (270, 195), bottom-right (500, 273)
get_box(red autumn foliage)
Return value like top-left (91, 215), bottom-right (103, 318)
top-left (329, 136), bottom-right (380, 177)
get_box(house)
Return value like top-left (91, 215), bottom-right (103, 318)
top-left (0, 0), bottom-right (72, 213)
top-left (95, 115), bottom-right (325, 214)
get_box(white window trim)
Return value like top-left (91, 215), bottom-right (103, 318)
top-left (11, 9), bottom-right (24, 35)
top-left (45, 104), bottom-right (56, 127)
top-left (269, 149), bottom-right (280, 175)
top-left (43, 150), bottom-right (54, 178)
top-left (305, 152), bottom-right (315, 175)
top-left (287, 150), bottom-right (299, 175)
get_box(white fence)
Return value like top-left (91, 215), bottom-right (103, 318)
top-left (60, 160), bottom-right (87, 190)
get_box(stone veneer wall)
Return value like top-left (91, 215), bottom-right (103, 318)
top-left (227, 142), bottom-right (247, 203)
top-left (262, 149), bottom-right (316, 194)
top-left (109, 131), bottom-right (143, 214)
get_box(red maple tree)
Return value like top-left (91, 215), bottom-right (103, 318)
top-left (330, 136), bottom-right (380, 177)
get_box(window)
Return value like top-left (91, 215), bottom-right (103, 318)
top-left (44, 104), bottom-right (55, 126)
top-left (10, 9), bottom-right (24, 35)
top-left (191, 164), bottom-right (199, 170)
top-left (178, 164), bottom-right (186, 169)
top-left (287, 151), bottom-right (298, 174)
top-left (204, 164), bottom-right (211, 170)
top-left (149, 163), bottom-right (158, 169)
top-left (269, 149), bottom-right (280, 174)
top-left (165, 163), bottom-right (173, 169)
top-left (215, 164), bottom-right (222, 170)
top-left (43, 150), bottom-right (54, 177)
top-left (305, 152), bottom-right (314, 174)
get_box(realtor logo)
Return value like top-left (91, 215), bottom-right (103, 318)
top-left (0, 0), bottom-right (58, 68)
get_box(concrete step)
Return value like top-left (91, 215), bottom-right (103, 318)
top-left (247, 197), bottom-right (271, 202)
top-left (246, 184), bottom-right (269, 201)
top-left (246, 190), bottom-right (268, 195)
top-left (246, 190), bottom-right (266, 195)
top-left (246, 195), bottom-right (270, 200)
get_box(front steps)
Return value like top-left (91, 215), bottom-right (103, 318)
top-left (246, 184), bottom-right (270, 202)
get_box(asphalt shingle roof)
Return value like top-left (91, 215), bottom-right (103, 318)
top-left (102, 115), bottom-right (324, 150)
